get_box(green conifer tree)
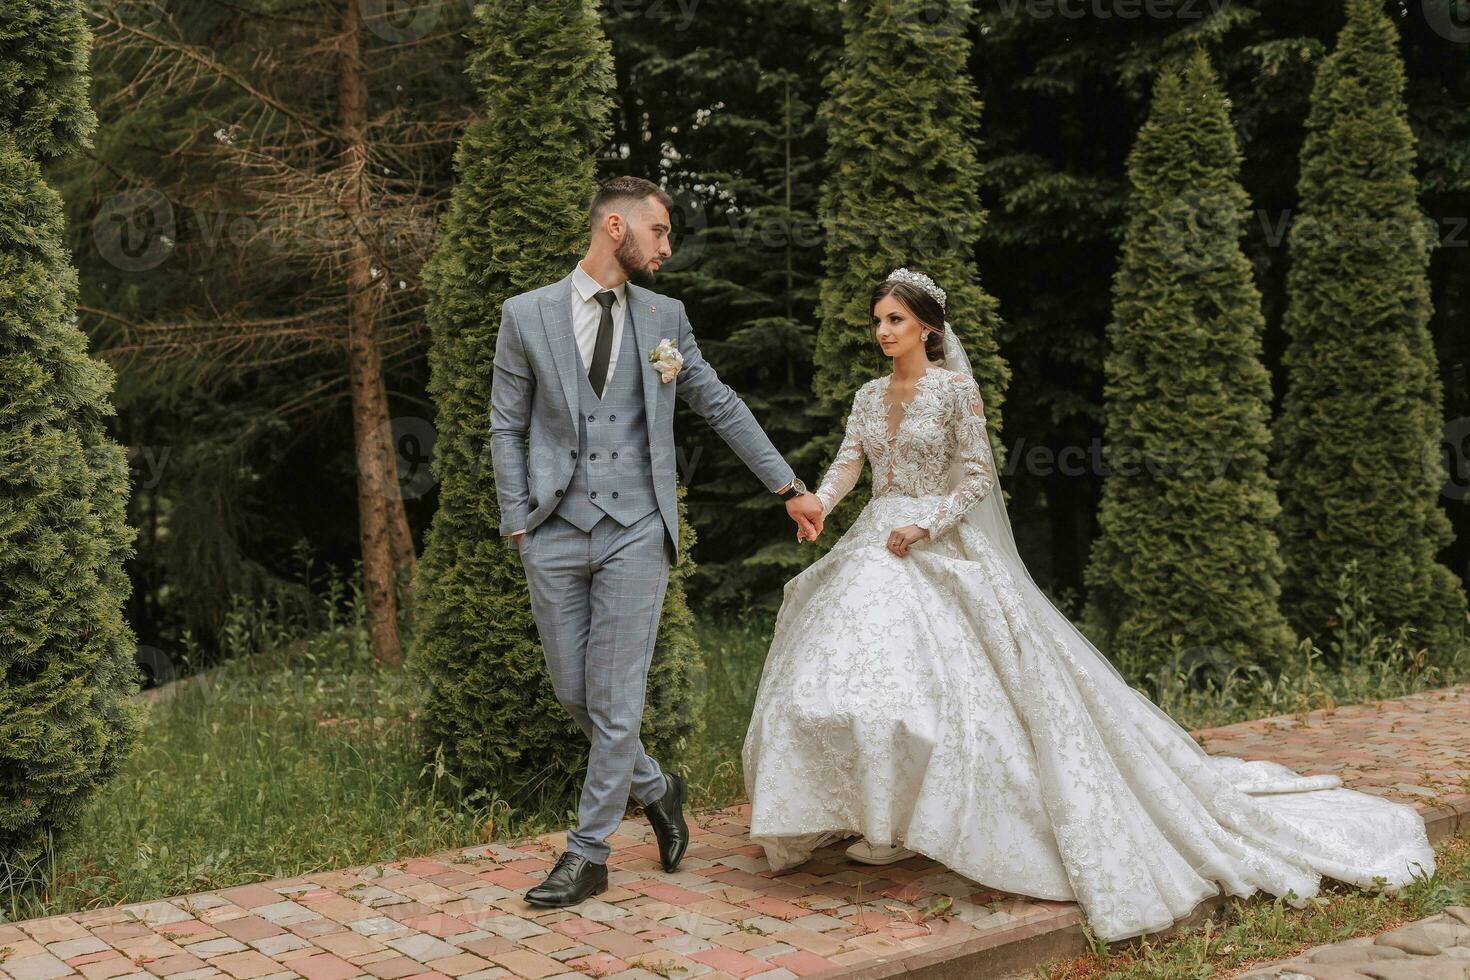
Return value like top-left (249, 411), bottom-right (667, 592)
top-left (811, 0), bottom-right (1010, 536)
top-left (0, 0), bottom-right (143, 870)
top-left (1084, 51), bottom-right (1297, 679)
top-left (411, 0), bottom-right (700, 805)
top-left (1275, 0), bottom-right (1469, 655)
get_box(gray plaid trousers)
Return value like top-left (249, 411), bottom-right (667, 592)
top-left (519, 508), bottom-right (671, 862)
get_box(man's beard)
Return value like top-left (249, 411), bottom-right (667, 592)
top-left (614, 233), bottom-right (655, 284)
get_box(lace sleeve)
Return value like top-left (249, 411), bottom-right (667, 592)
top-left (915, 374), bottom-right (994, 540)
top-left (814, 387), bottom-right (867, 517)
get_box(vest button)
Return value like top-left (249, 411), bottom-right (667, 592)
top-left (608, 414), bottom-right (616, 421)
top-left (589, 491), bottom-right (598, 499)
top-left (570, 450), bottom-right (577, 458)
top-left (589, 452), bottom-right (598, 460)
top-left (611, 491), bottom-right (619, 499)
top-left (587, 414), bottom-right (595, 422)
top-left (555, 489), bottom-right (563, 497)
top-left (611, 452), bottom-right (618, 459)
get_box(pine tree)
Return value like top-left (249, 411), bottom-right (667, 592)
top-left (0, 0), bottom-right (143, 871)
top-left (811, 0), bottom-right (1010, 536)
top-left (1083, 50), bottom-right (1297, 680)
top-left (410, 0), bottom-right (701, 804)
top-left (1275, 0), bottom-right (1469, 656)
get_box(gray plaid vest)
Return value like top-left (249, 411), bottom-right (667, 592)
top-left (553, 315), bottom-right (660, 531)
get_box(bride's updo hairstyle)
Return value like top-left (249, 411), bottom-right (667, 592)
top-left (870, 278), bottom-right (946, 361)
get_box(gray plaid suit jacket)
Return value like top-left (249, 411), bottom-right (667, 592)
top-left (490, 271), bottom-right (796, 560)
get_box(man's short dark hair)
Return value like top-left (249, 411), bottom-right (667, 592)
top-left (589, 175), bottom-right (673, 229)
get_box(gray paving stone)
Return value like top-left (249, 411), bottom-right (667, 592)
top-left (383, 933), bottom-right (460, 961)
top-left (649, 934), bottom-right (713, 955)
top-left (119, 902), bottom-right (193, 926)
top-left (478, 916), bottom-right (551, 941)
top-left (44, 938), bottom-right (110, 959)
top-left (182, 938), bottom-right (251, 956)
top-left (548, 944), bottom-right (598, 961)
top-left (346, 916), bottom-right (410, 939)
top-left (1373, 927), bottom-right (1441, 956)
top-left (736, 915), bottom-right (793, 936)
top-left (785, 913), bottom-right (844, 933)
top-left (251, 902), bottom-right (320, 926)
top-left (747, 969), bottom-right (798, 980)
top-left (1359, 960), bottom-right (1470, 979)
top-left (1, 954), bottom-right (73, 980)
top-left (250, 934), bottom-right (313, 956)
top-left (746, 942), bottom-right (797, 960)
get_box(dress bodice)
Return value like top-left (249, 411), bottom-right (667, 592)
top-left (813, 366), bottom-right (996, 540)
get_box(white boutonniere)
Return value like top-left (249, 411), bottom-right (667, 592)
top-left (648, 338), bottom-right (683, 383)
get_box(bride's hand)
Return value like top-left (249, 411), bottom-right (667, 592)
top-left (796, 516), bottom-right (823, 543)
top-left (886, 524), bottom-right (929, 557)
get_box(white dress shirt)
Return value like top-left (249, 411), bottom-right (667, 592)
top-left (571, 260), bottom-right (627, 392)
top-left (507, 264), bottom-right (628, 539)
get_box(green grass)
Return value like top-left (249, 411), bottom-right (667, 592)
top-left (1037, 831), bottom-right (1470, 979)
top-left (0, 578), bottom-right (776, 924)
top-left (1121, 559), bottom-right (1469, 733)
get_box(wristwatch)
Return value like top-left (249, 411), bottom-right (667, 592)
top-left (779, 477), bottom-right (808, 500)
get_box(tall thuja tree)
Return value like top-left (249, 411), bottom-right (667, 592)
top-left (411, 0), bottom-right (700, 804)
top-left (968, 0), bottom-right (1470, 600)
top-left (1083, 51), bottom-right (1296, 679)
top-left (605, 0), bottom-right (841, 609)
top-left (1275, 0), bottom-right (1468, 656)
top-left (812, 0), bottom-right (1009, 538)
top-left (0, 0), bottom-right (143, 870)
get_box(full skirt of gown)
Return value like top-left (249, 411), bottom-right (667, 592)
top-left (741, 490), bottom-right (1436, 943)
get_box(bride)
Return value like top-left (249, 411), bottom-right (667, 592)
top-left (740, 267), bottom-right (1435, 943)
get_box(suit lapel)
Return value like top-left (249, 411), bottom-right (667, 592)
top-left (537, 272), bottom-right (580, 432)
top-left (625, 282), bottom-right (663, 438)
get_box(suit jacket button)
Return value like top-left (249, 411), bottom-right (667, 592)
top-left (555, 489), bottom-right (563, 497)
top-left (611, 452), bottom-right (618, 459)
top-left (589, 452), bottom-right (598, 460)
top-left (609, 414), bottom-right (616, 421)
top-left (589, 491), bottom-right (598, 499)
top-left (611, 491), bottom-right (619, 499)
top-left (570, 450), bottom-right (577, 457)
top-left (587, 414), bottom-right (595, 422)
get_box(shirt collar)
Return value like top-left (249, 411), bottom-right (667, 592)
top-left (572, 262), bottom-right (627, 306)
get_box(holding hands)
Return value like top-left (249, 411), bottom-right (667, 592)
top-left (787, 492), bottom-right (824, 542)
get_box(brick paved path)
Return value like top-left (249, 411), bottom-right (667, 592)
top-left (2, 686), bottom-right (1465, 980)
top-left (1196, 684), bottom-right (1470, 839)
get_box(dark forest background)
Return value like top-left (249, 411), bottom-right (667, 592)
top-left (59, 0), bottom-right (1469, 661)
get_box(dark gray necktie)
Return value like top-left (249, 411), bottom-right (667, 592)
top-left (588, 290), bottom-right (617, 397)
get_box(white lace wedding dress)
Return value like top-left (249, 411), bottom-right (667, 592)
top-left (741, 361), bottom-right (1435, 943)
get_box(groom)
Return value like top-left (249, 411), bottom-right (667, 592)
top-left (490, 175), bottom-right (825, 907)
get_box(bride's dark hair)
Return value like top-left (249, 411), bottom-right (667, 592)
top-left (870, 279), bottom-right (946, 360)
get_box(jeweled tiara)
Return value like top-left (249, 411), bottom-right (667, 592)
top-left (885, 267), bottom-right (946, 311)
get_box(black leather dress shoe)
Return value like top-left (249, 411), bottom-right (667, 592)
top-left (524, 851), bottom-right (607, 908)
top-left (642, 772), bottom-right (690, 872)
